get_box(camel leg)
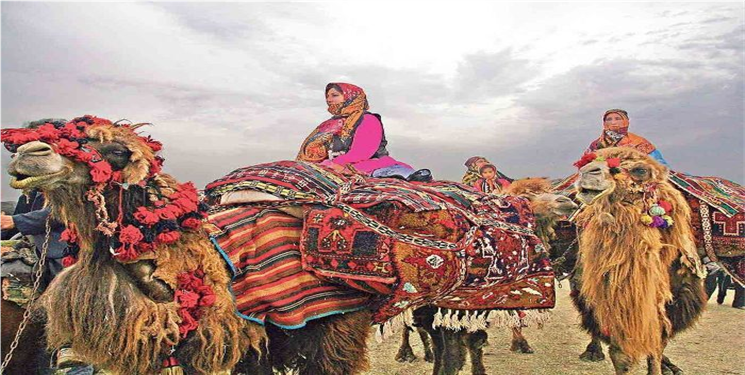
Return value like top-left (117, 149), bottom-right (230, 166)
top-left (509, 327), bottom-right (534, 354)
top-left (645, 345), bottom-right (665, 375)
top-left (267, 309), bottom-right (371, 375)
top-left (417, 327), bottom-right (435, 363)
top-left (579, 335), bottom-right (605, 362)
top-left (467, 330), bottom-right (488, 375)
top-left (395, 327), bottom-right (417, 363)
top-left (609, 344), bottom-right (633, 375)
top-left (661, 355), bottom-right (683, 375)
top-left (429, 328), bottom-right (467, 375)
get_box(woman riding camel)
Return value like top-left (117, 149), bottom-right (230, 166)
top-left (297, 82), bottom-right (431, 181)
top-left (585, 108), bottom-right (669, 166)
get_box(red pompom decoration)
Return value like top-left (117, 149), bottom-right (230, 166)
top-left (90, 161), bottom-right (113, 183)
top-left (61, 255), bottom-right (78, 268)
top-left (134, 207), bottom-right (160, 226)
top-left (181, 217), bottom-right (202, 230)
top-left (156, 230), bottom-right (181, 244)
top-left (573, 152), bottom-right (597, 169)
top-left (119, 225), bottom-right (144, 244)
top-left (658, 200), bottom-right (673, 213)
top-left (606, 158), bottom-right (621, 168)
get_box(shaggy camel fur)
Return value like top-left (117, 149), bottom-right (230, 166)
top-left (4, 118), bottom-right (371, 374)
top-left (573, 147), bottom-right (706, 375)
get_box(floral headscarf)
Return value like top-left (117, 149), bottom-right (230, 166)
top-left (601, 109), bottom-right (630, 144)
top-left (297, 83), bottom-right (369, 162)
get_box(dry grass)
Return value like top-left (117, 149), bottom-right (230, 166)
top-left (364, 281), bottom-right (745, 375)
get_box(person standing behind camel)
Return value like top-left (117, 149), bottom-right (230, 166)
top-left (584, 109), bottom-right (670, 167)
top-left (297, 82), bottom-right (432, 182)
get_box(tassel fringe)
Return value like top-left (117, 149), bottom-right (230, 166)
top-left (374, 308), bottom-right (414, 343)
top-left (432, 308), bottom-right (552, 332)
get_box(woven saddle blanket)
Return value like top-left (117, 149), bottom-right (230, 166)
top-left (206, 161), bottom-right (555, 325)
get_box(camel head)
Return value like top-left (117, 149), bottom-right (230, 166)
top-left (506, 177), bottom-right (578, 220)
top-left (3, 116), bottom-right (203, 262)
top-left (574, 147), bottom-right (668, 207)
top-left (4, 116), bottom-right (161, 193)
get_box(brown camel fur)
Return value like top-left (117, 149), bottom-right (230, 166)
top-left (573, 147), bottom-right (706, 374)
top-left (4, 117), bottom-right (371, 374)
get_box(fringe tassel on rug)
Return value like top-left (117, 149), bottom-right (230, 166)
top-left (431, 308), bottom-right (553, 331)
top-left (374, 308), bottom-right (414, 343)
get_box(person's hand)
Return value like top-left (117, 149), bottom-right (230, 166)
top-left (1, 212), bottom-right (15, 230)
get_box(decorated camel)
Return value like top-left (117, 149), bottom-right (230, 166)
top-left (395, 178), bottom-right (578, 373)
top-left (571, 147), bottom-right (707, 374)
top-left (3, 116), bottom-right (558, 375)
top-left (550, 153), bottom-right (745, 367)
top-left (1, 116), bottom-right (369, 374)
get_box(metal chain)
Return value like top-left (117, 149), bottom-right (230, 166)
top-left (1, 216), bottom-right (52, 372)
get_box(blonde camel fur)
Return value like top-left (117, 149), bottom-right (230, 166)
top-left (573, 147), bottom-right (706, 375)
top-left (4, 118), bottom-right (370, 375)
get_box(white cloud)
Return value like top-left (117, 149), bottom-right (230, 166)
top-left (1, 2), bottom-right (743, 202)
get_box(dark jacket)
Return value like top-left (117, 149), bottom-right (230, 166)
top-left (9, 191), bottom-right (67, 259)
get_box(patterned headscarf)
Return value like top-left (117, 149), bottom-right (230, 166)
top-left (601, 109), bottom-right (630, 144)
top-left (297, 83), bottom-right (369, 162)
top-left (587, 108), bottom-right (655, 154)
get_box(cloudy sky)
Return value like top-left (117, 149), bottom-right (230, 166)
top-left (2, 2), bottom-right (743, 201)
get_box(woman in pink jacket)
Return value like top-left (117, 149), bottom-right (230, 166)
top-left (297, 82), bottom-right (431, 182)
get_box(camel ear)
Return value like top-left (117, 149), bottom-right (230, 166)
top-left (119, 139), bottom-right (156, 184)
top-left (657, 182), bottom-right (705, 277)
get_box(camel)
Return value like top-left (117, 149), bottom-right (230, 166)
top-left (572, 147), bottom-right (706, 375)
top-left (4, 116), bottom-right (562, 375)
top-left (398, 178), bottom-right (578, 374)
top-left (2, 116), bottom-right (371, 375)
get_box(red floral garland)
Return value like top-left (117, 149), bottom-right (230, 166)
top-left (175, 269), bottom-right (216, 337)
top-left (113, 181), bottom-right (207, 262)
top-left (1, 115), bottom-right (163, 185)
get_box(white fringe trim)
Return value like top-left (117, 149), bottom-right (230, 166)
top-left (374, 308), bottom-right (414, 343)
top-left (432, 308), bottom-right (552, 332)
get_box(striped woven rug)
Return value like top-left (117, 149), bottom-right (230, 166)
top-left (206, 207), bottom-right (370, 329)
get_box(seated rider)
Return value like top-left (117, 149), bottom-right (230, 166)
top-left (585, 109), bottom-right (669, 167)
top-left (296, 82), bottom-right (431, 182)
top-left (472, 163), bottom-right (511, 194)
top-left (462, 156), bottom-right (513, 187)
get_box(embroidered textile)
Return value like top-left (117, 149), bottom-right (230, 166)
top-left (206, 161), bottom-right (556, 324)
top-left (687, 195), bottom-right (745, 286)
top-left (669, 172), bottom-right (745, 218)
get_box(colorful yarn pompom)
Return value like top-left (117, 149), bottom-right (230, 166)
top-left (662, 215), bottom-right (674, 227)
top-left (651, 216), bottom-right (666, 228)
top-left (649, 205), bottom-right (666, 216)
top-left (641, 215), bottom-right (654, 225)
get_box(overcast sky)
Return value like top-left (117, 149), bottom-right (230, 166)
top-left (2, 2), bottom-right (743, 201)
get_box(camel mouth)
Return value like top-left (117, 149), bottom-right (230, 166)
top-left (576, 187), bottom-right (611, 205)
top-left (9, 168), bottom-right (70, 189)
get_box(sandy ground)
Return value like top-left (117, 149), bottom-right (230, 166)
top-left (364, 280), bottom-right (745, 375)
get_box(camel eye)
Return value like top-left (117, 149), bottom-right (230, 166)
top-left (630, 167), bottom-right (649, 177)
